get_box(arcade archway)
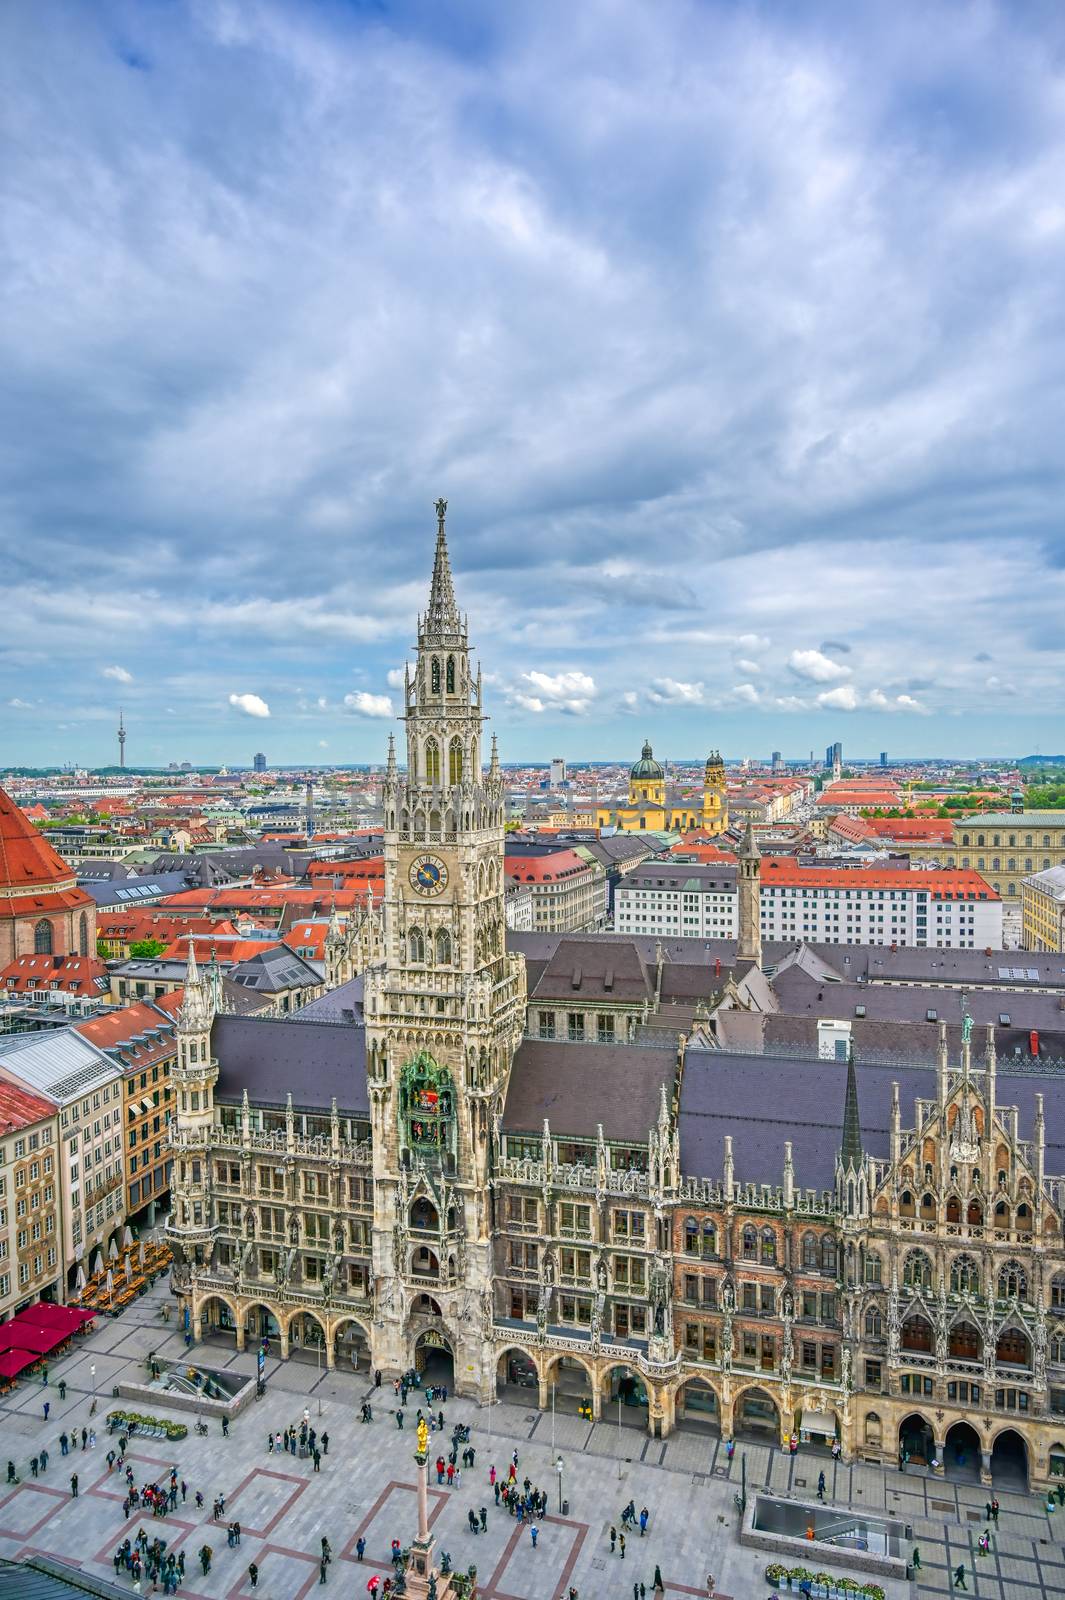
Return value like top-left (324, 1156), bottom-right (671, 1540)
top-left (605, 1364), bottom-right (648, 1429)
top-left (674, 1376), bottom-right (719, 1434)
top-left (545, 1354), bottom-right (594, 1417)
top-left (288, 1310), bottom-right (328, 1362)
top-left (735, 1387), bottom-right (780, 1442)
top-left (990, 1429), bottom-right (1028, 1490)
top-left (198, 1294), bottom-right (238, 1344)
top-left (242, 1302), bottom-right (281, 1346)
top-left (944, 1421), bottom-right (981, 1482)
top-left (414, 1329), bottom-right (454, 1389)
top-left (898, 1413), bottom-right (934, 1468)
top-left (496, 1347), bottom-right (538, 1403)
top-left (333, 1316), bottom-right (371, 1372)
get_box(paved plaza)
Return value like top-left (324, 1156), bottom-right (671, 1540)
top-left (0, 1281), bottom-right (1062, 1599)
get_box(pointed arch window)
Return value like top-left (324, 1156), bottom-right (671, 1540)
top-left (997, 1260), bottom-right (1027, 1301)
top-left (802, 1231), bottom-right (818, 1270)
top-left (951, 1254), bottom-right (980, 1295)
top-left (34, 919), bottom-right (53, 955)
top-left (431, 658), bottom-right (441, 694)
top-left (409, 928), bottom-right (425, 964)
top-left (446, 656), bottom-right (455, 694)
top-left (435, 928), bottom-right (452, 966)
top-left (425, 739), bottom-right (441, 786)
top-left (821, 1235), bottom-right (837, 1275)
top-left (449, 739), bottom-right (463, 786)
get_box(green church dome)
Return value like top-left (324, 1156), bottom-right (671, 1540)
top-left (630, 740), bottom-right (664, 781)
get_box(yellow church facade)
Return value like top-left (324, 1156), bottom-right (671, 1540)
top-left (595, 741), bottom-right (728, 835)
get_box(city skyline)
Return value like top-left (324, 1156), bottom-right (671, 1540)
top-left (3, 1), bottom-right (1065, 763)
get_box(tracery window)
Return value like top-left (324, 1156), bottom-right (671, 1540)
top-left (903, 1250), bottom-right (933, 1290)
top-left (997, 1260), bottom-right (1027, 1301)
top-left (425, 739), bottom-right (441, 786)
top-left (34, 919), bottom-right (53, 955)
top-left (950, 1254), bottom-right (980, 1296)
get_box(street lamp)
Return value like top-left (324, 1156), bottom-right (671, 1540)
top-left (555, 1454), bottom-right (564, 1514)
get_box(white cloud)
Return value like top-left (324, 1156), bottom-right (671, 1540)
top-left (817, 684), bottom-right (860, 711)
top-left (735, 635), bottom-right (772, 653)
top-left (7, 698), bottom-right (32, 710)
top-left (515, 670), bottom-right (597, 715)
top-left (789, 649), bottom-right (852, 684)
top-left (735, 658), bottom-right (762, 675)
top-left (318, 739), bottom-right (329, 748)
top-left (343, 691), bottom-right (394, 719)
top-left (386, 667), bottom-right (408, 689)
top-left (228, 692), bottom-right (270, 718)
top-left (647, 678), bottom-right (705, 705)
top-left (730, 683), bottom-right (760, 705)
top-left (102, 665), bottom-right (133, 683)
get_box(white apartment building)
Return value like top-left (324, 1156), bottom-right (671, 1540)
top-left (615, 864), bottom-right (738, 937)
top-left (0, 1032), bottom-right (127, 1294)
top-left (614, 862), bottom-right (1002, 950)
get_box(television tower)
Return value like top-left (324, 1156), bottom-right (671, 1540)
top-left (118, 708), bottom-right (126, 769)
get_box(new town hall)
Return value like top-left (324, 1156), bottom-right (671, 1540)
top-left (168, 505), bottom-right (1065, 1490)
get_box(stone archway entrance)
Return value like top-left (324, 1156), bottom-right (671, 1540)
top-left (546, 1355), bottom-right (594, 1418)
top-left (991, 1429), bottom-right (1028, 1490)
top-left (944, 1421), bottom-right (981, 1482)
top-left (899, 1412), bottom-right (934, 1468)
top-left (288, 1311), bottom-right (327, 1364)
top-left (605, 1364), bottom-right (648, 1429)
top-left (735, 1387), bottom-right (780, 1442)
top-left (674, 1376), bottom-right (719, 1434)
top-left (199, 1295), bottom-right (238, 1345)
top-left (333, 1318), bottom-right (371, 1373)
top-left (414, 1329), bottom-right (454, 1389)
top-left (243, 1303), bottom-right (281, 1346)
top-left (497, 1347), bottom-right (538, 1403)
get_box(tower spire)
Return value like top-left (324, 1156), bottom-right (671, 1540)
top-left (841, 1045), bottom-right (863, 1169)
top-left (118, 707), bottom-right (126, 769)
top-left (425, 497), bottom-right (461, 635)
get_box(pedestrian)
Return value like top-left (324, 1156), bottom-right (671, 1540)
top-left (494, 1482), bottom-right (500, 1505)
top-left (319, 1557), bottom-right (328, 1584)
top-left (39, 1449), bottom-right (48, 1473)
top-left (817, 1471), bottom-right (826, 1501)
top-left (58, 1379), bottom-right (66, 1400)
top-left (70, 1473), bottom-right (78, 1498)
top-left (530, 1523), bottom-right (538, 1548)
top-left (489, 1464), bottom-right (497, 1485)
top-left (725, 1437), bottom-right (734, 1461)
top-left (396, 1410), bottom-right (404, 1429)
top-left (313, 1449), bottom-right (322, 1471)
top-left (30, 1457), bottom-right (38, 1478)
top-left (953, 1565), bottom-right (966, 1589)
top-left (248, 1562), bottom-right (259, 1590)
top-left (654, 1564), bottom-right (665, 1594)
top-left (43, 1401), bottom-right (50, 1421)
top-left (199, 1545), bottom-right (213, 1576)
top-left (619, 1532), bottom-right (626, 1560)
top-left (60, 1432), bottom-right (68, 1456)
top-left (322, 1431), bottom-right (329, 1455)
top-left (912, 1548), bottom-right (921, 1572)
top-left (222, 1416), bottom-right (229, 1437)
top-left (480, 1507), bottom-right (487, 1532)
top-left (375, 1369), bottom-right (382, 1387)
top-left (991, 1498), bottom-right (1000, 1524)
top-left (356, 1536), bottom-right (366, 1561)
top-left (706, 1576), bottom-right (715, 1599)
top-left (610, 1526), bottom-right (617, 1554)
top-left (81, 1427), bottom-right (87, 1450)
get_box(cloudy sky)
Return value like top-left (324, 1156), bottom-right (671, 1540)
top-left (3, 0), bottom-right (1065, 768)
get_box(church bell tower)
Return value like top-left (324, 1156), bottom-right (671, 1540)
top-left (364, 500), bottom-right (526, 1394)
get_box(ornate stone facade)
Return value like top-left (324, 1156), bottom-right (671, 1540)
top-left (166, 509), bottom-right (1065, 1489)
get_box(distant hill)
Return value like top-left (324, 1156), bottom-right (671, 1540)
top-left (1019, 755), bottom-right (1065, 766)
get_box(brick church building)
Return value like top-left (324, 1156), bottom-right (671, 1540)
top-left (0, 786), bottom-right (96, 966)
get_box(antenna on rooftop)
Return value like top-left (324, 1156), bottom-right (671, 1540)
top-left (118, 708), bottom-right (126, 769)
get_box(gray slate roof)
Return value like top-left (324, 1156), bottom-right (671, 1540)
top-left (678, 1047), bottom-right (1065, 1191)
top-left (212, 1014), bottom-right (367, 1114)
top-left (502, 1038), bottom-right (676, 1142)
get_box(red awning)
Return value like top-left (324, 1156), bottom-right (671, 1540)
top-left (0, 1349), bottom-right (37, 1379)
top-left (0, 1322), bottom-right (62, 1355)
top-left (17, 1302), bottom-right (94, 1333)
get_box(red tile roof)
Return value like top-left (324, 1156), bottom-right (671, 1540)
top-left (506, 849), bottom-right (594, 883)
top-left (0, 784), bottom-right (92, 914)
top-left (0, 1079), bottom-right (57, 1133)
top-left (760, 859), bottom-right (999, 898)
top-left (0, 953), bottom-right (109, 996)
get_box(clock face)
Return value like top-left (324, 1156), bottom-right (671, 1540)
top-left (409, 853), bottom-right (449, 896)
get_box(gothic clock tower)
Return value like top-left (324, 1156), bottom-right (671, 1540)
top-left (364, 500), bottom-right (526, 1394)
